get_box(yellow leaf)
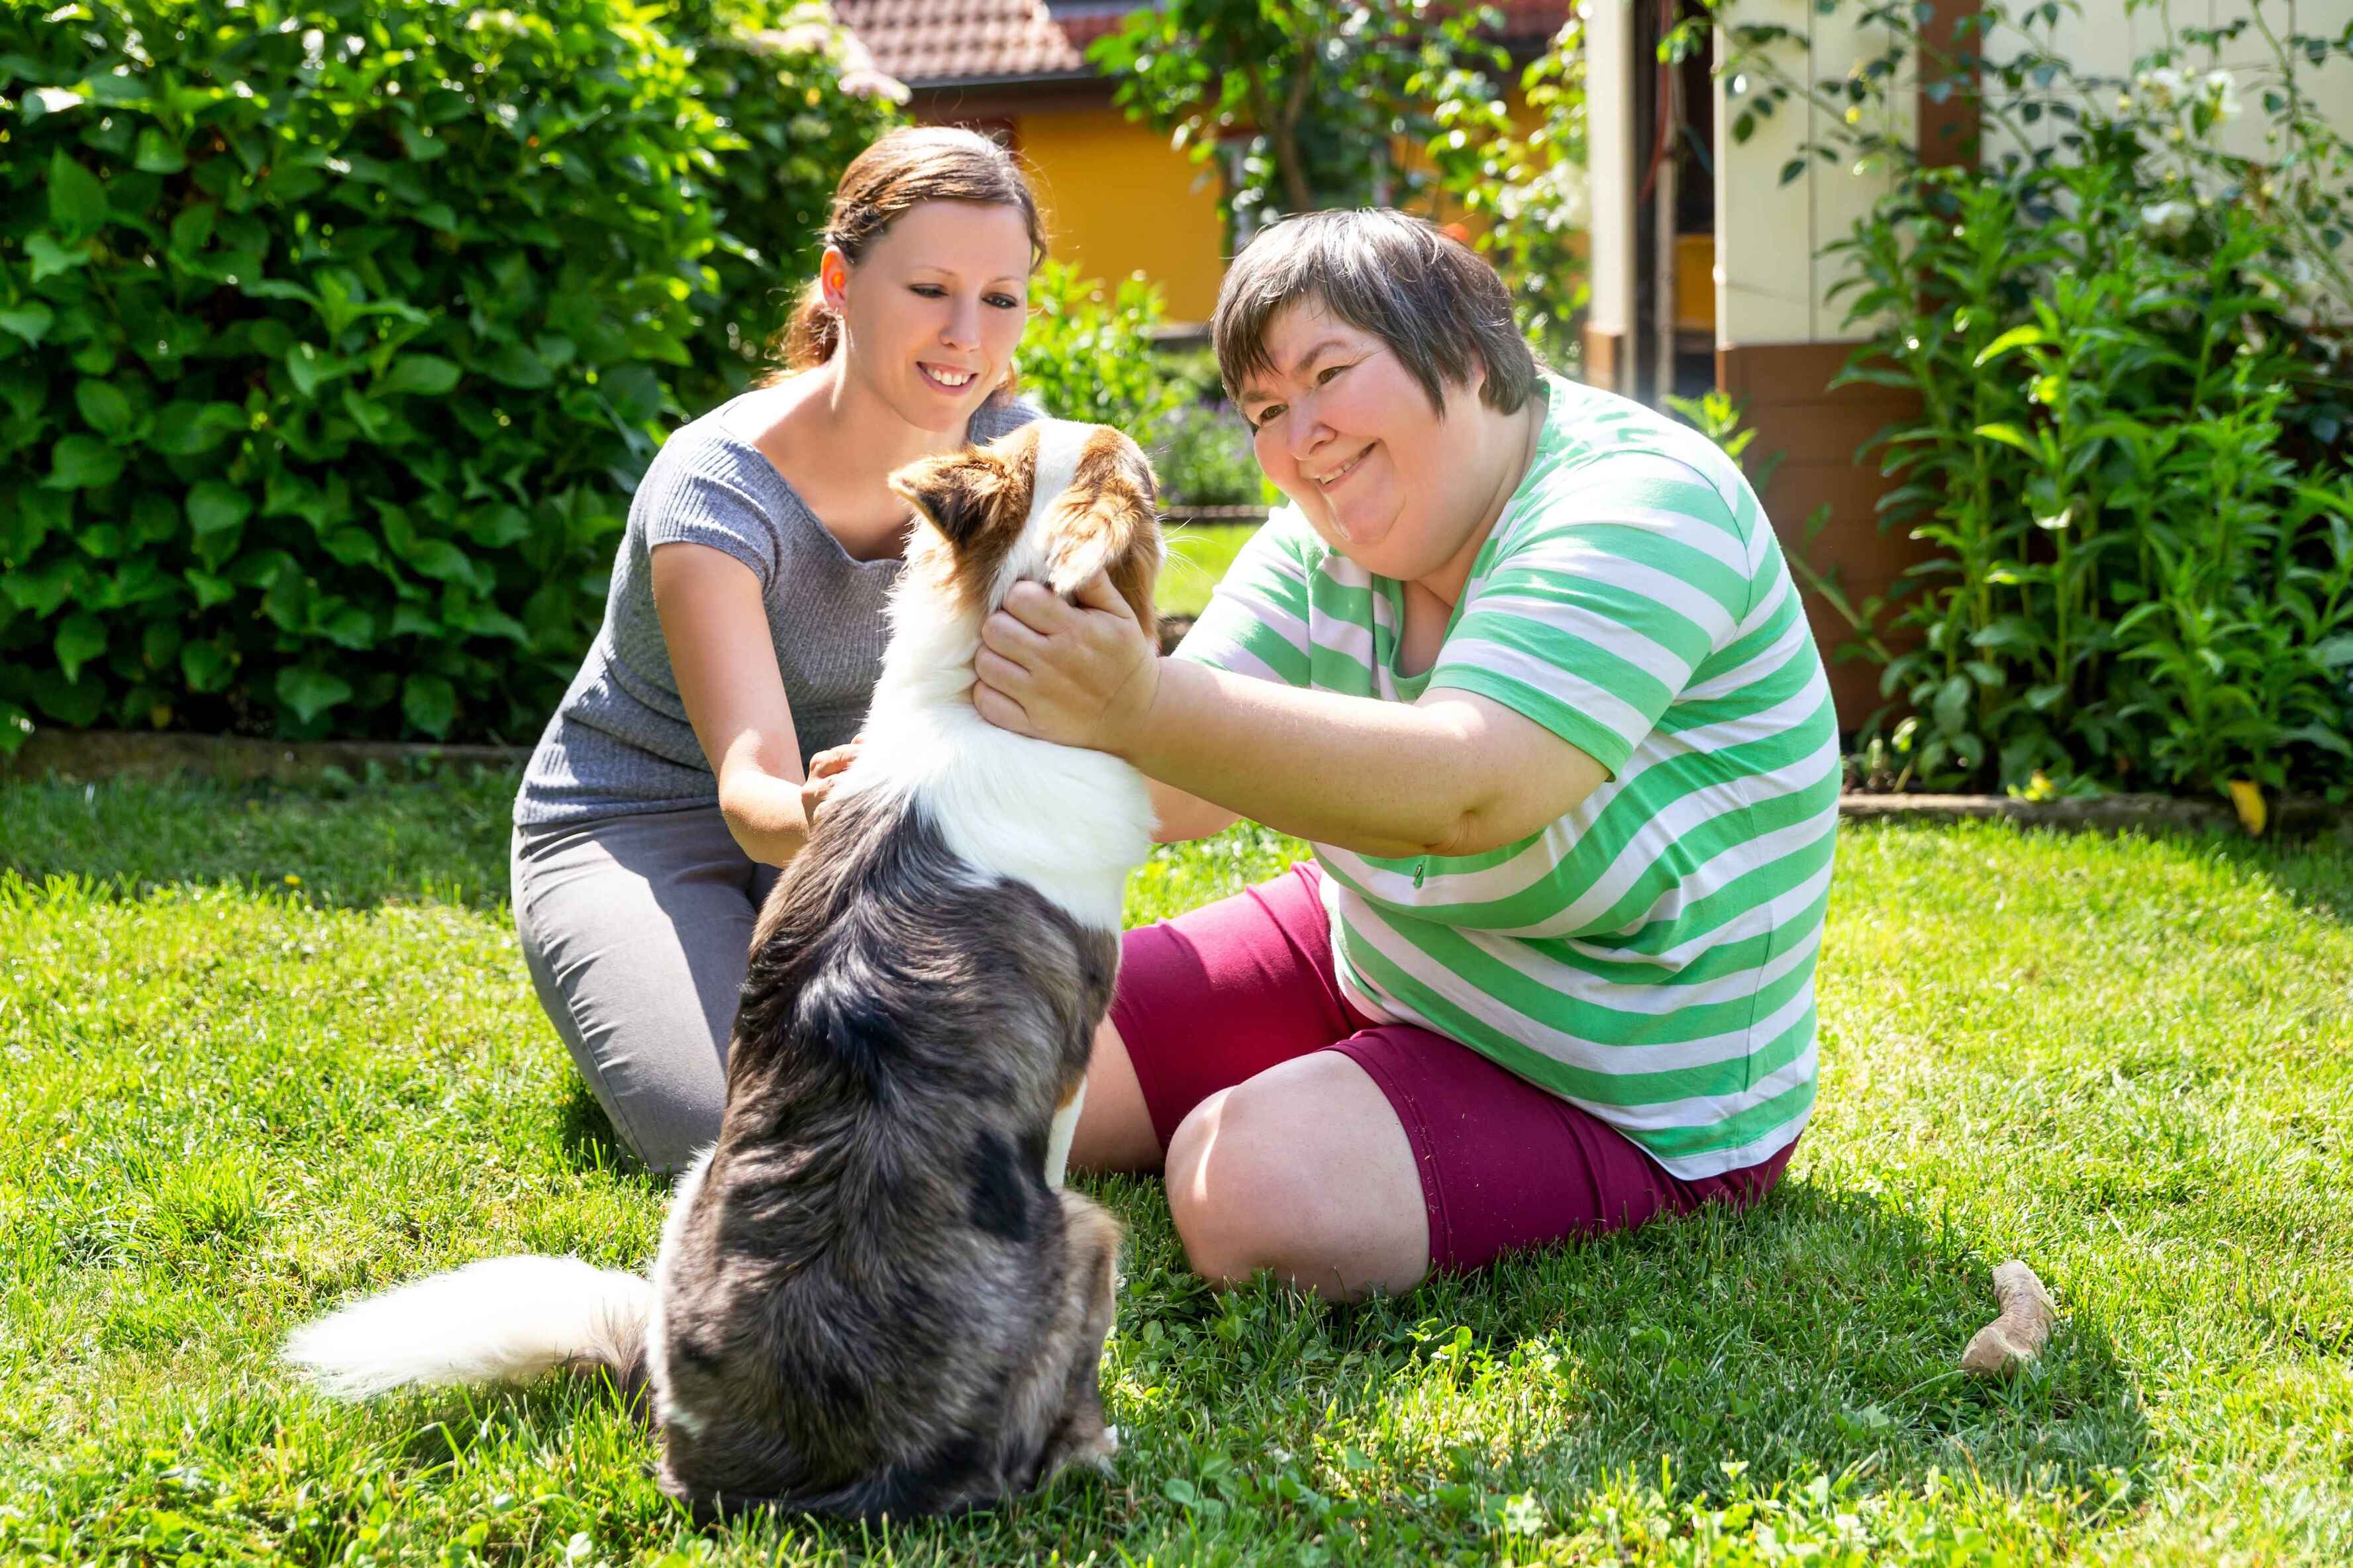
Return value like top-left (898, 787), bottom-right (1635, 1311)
top-left (2227, 779), bottom-right (2266, 836)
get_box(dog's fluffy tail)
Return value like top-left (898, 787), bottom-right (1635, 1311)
top-left (285, 1255), bottom-right (652, 1401)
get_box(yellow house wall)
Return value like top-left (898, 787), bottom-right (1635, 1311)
top-left (1014, 87), bottom-right (1680, 334)
top-left (1015, 105), bottom-right (1228, 324)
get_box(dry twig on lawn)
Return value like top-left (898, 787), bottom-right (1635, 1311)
top-left (1961, 1260), bottom-right (2057, 1377)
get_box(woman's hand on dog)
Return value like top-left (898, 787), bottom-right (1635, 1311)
top-left (974, 571), bottom-right (1160, 757)
top-left (800, 740), bottom-right (860, 826)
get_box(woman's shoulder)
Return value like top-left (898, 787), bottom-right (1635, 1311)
top-left (1525, 372), bottom-right (1751, 517)
top-left (642, 389), bottom-right (790, 493)
top-left (1255, 503), bottom-right (1327, 559)
top-left (969, 389), bottom-right (1046, 444)
top-left (1217, 504), bottom-right (1348, 599)
top-left (626, 394), bottom-right (805, 581)
top-left (674, 379), bottom-right (1036, 467)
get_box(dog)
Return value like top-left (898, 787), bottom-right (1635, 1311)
top-left (285, 418), bottom-right (1164, 1520)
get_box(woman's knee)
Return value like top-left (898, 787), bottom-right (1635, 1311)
top-left (509, 820), bottom-right (746, 1176)
top-left (1164, 1082), bottom-right (1309, 1287)
top-left (1162, 1054), bottom-right (1428, 1297)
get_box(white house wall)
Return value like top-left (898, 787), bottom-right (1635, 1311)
top-left (1982, 0), bottom-right (2352, 168)
top-left (1713, 0), bottom-right (1816, 342)
top-left (2325, 1), bottom-right (2353, 150)
top-left (1714, 0), bottom-right (1914, 345)
top-left (1712, 0), bottom-right (2353, 348)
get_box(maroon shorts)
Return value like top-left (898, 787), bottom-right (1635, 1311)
top-left (1109, 861), bottom-right (1797, 1273)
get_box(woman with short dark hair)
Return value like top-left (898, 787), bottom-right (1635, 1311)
top-left (975, 209), bottom-right (1838, 1298)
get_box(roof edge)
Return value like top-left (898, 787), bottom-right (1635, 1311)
top-left (904, 66), bottom-right (1106, 91)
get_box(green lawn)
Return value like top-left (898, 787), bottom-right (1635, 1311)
top-left (1158, 524), bottom-right (1262, 622)
top-left (3, 771), bottom-right (2350, 1564)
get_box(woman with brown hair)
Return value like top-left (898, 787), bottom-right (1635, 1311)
top-left (509, 127), bottom-right (1046, 1175)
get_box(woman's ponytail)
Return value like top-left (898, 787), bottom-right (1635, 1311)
top-left (783, 279), bottom-right (840, 371)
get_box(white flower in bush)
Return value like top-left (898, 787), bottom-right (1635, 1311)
top-left (840, 69), bottom-right (910, 101)
top-left (764, 21), bottom-right (836, 54)
top-left (2251, 256), bottom-right (2325, 330)
top-left (2203, 70), bottom-right (2242, 123)
top-left (1541, 162), bottom-right (1589, 231)
top-left (2141, 199), bottom-right (2197, 238)
top-left (2135, 66), bottom-right (2189, 110)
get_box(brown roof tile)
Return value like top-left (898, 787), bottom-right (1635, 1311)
top-left (831, 0), bottom-right (1085, 85)
top-left (832, 0), bottom-right (1571, 89)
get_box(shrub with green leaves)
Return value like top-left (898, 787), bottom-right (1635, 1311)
top-left (672, 0), bottom-right (905, 409)
top-left (1087, 0), bottom-right (1511, 246)
top-left (1713, 0), bottom-right (2353, 800)
top-left (1827, 168), bottom-right (2353, 799)
top-left (0, 0), bottom-right (892, 750)
top-left (1013, 262), bottom-right (1191, 438)
top-left (1149, 396), bottom-right (1269, 508)
top-left (1424, 18), bottom-right (1590, 367)
top-left (1015, 285), bottom-right (1272, 508)
top-left (1130, 346), bottom-right (1266, 510)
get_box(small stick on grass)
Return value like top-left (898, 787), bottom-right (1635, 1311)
top-left (1960, 1260), bottom-right (2056, 1377)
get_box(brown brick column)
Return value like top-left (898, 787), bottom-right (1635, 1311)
top-left (1582, 325), bottom-right (1628, 395)
top-left (1717, 341), bottom-right (1931, 732)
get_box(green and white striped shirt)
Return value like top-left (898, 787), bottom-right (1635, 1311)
top-left (1177, 373), bottom-right (1839, 1179)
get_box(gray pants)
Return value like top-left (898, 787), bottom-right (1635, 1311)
top-left (511, 807), bottom-right (780, 1175)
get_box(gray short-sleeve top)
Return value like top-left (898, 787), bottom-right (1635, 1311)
top-left (513, 389), bottom-right (1040, 827)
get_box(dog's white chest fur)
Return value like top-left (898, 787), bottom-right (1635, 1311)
top-left (842, 418), bottom-right (1157, 932)
top-left (850, 703), bottom-right (1153, 932)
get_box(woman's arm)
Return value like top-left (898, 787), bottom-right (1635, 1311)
top-left (1135, 660), bottom-right (1604, 858)
top-left (1148, 777), bottom-right (1240, 843)
top-left (976, 575), bottom-right (1607, 858)
top-left (652, 542), bottom-right (823, 867)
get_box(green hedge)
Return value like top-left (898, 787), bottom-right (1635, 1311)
top-left (677, 0), bottom-right (901, 406)
top-left (0, 0), bottom-right (895, 748)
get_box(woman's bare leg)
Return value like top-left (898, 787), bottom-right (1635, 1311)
top-left (1070, 1016), bottom-right (1166, 1173)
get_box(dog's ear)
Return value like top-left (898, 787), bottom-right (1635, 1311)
top-left (1044, 432), bottom-right (1157, 595)
top-left (889, 452), bottom-right (1007, 546)
top-left (1047, 434), bottom-right (1161, 638)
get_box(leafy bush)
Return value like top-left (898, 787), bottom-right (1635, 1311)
top-left (1717, 0), bottom-right (2353, 799)
top-left (1150, 397), bottom-right (1269, 508)
top-left (1087, 0), bottom-right (1512, 240)
top-left (0, 0), bottom-right (891, 749)
top-left (1423, 19), bottom-right (1590, 366)
top-left (1133, 346), bottom-right (1263, 509)
top-left (1018, 303), bottom-right (1267, 508)
top-left (674, 0), bottom-right (904, 407)
top-left (1013, 262), bottom-right (1190, 438)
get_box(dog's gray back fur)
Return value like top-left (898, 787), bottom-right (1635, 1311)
top-left (650, 781), bottom-right (1124, 1518)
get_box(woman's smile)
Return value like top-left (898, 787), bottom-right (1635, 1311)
top-left (1309, 444), bottom-right (1373, 491)
top-left (918, 360), bottom-right (978, 393)
top-left (1309, 444), bottom-right (1396, 549)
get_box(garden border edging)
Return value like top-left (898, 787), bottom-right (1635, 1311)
top-left (0, 729), bottom-right (531, 785)
top-left (1837, 791), bottom-right (2350, 838)
top-left (7, 731), bottom-right (2348, 839)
